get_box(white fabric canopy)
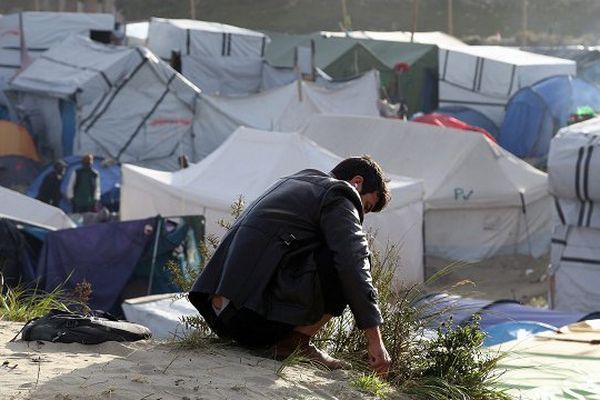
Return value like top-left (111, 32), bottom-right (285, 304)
top-left (146, 18), bottom-right (268, 60)
top-left (301, 114), bottom-right (552, 261)
top-left (0, 186), bottom-right (76, 230)
top-left (191, 70), bottom-right (380, 160)
top-left (439, 46), bottom-right (576, 126)
top-left (121, 128), bottom-right (425, 284)
top-left (9, 35), bottom-right (200, 170)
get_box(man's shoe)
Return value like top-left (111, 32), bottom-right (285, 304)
top-left (273, 331), bottom-right (351, 370)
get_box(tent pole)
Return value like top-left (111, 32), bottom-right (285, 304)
top-left (147, 217), bottom-right (162, 295)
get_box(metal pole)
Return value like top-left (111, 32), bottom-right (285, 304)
top-left (146, 218), bottom-right (162, 295)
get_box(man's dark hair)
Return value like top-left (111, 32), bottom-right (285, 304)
top-left (330, 155), bottom-right (391, 212)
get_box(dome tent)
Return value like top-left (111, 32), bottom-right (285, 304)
top-left (435, 105), bottom-right (499, 138)
top-left (498, 75), bottom-right (600, 159)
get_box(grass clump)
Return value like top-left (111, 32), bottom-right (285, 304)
top-left (352, 373), bottom-right (392, 398)
top-left (0, 275), bottom-right (89, 322)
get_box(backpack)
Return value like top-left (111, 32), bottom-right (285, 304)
top-left (18, 309), bottom-right (152, 344)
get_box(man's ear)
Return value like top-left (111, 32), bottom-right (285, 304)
top-left (349, 175), bottom-right (364, 192)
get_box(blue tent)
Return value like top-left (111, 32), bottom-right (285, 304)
top-left (498, 75), bottom-right (600, 158)
top-left (435, 106), bottom-right (500, 138)
top-left (26, 155), bottom-right (121, 212)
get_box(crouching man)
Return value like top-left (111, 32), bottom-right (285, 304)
top-left (188, 156), bottom-right (391, 375)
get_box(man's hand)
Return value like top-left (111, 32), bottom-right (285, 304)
top-left (364, 326), bottom-right (391, 377)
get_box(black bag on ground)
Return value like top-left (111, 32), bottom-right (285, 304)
top-left (20, 309), bottom-right (152, 344)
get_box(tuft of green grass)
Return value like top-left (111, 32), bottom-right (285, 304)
top-left (352, 373), bottom-right (392, 398)
top-left (0, 278), bottom-right (76, 322)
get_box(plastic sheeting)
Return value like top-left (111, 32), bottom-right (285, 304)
top-left (301, 114), bottom-right (552, 261)
top-left (9, 35), bottom-right (200, 170)
top-left (191, 70), bottom-right (380, 160)
top-left (37, 217), bottom-right (155, 311)
top-left (0, 12), bottom-right (115, 83)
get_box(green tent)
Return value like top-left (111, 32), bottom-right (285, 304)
top-left (264, 32), bottom-right (439, 115)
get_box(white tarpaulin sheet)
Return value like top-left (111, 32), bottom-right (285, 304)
top-left (0, 186), bottom-right (75, 230)
top-left (191, 70), bottom-right (380, 160)
top-left (551, 225), bottom-right (600, 312)
top-left (147, 18), bottom-right (268, 60)
top-left (122, 293), bottom-right (197, 340)
top-left (301, 114), bottom-right (552, 261)
top-left (439, 46), bottom-right (576, 126)
top-left (9, 35), bottom-right (200, 171)
top-left (121, 128), bottom-right (425, 284)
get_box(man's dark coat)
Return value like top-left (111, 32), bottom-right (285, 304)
top-left (189, 169), bottom-right (382, 329)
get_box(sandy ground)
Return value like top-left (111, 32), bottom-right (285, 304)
top-left (0, 321), bottom-right (405, 400)
top-left (0, 254), bottom-right (550, 400)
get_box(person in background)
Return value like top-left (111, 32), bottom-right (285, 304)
top-left (37, 160), bottom-right (66, 207)
top-left (189, 155), bottom-right (391, 376)
top-left (67, 154), bottom-right (100, 213)
top-left (178, 154), bottom-right (190, 169)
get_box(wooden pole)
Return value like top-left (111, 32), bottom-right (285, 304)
top-left (190, 0), bottom-right (196, 19)
top-left (522, 0), bottom-right (528, 45)
top-left (448, 0), bottom-right (454, 35)
top-left (411, 0), bottom-right (419, 42)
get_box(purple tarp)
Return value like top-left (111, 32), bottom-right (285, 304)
top-left (37, 217), bottom-right (156, 310)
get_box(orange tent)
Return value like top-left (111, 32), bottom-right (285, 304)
top-left (0, 120), bottom-right (39, 161)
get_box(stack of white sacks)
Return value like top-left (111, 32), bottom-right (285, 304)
top-left (548, 117), bottom-right (600, 312)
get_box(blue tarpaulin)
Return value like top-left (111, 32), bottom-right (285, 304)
top-left (36, 217), bottom-right (156, 311)
top-left (416, 293), bottom-right (600, 346)
top-left (499, 75), bottom-right (600, 158)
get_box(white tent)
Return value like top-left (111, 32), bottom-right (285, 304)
top-left (146, 18), bottom-right (269, 60)
top-left (439, 46), bottom-right (576, 126)
top-left (121, 128), bottom-right (425, 284)
top-left (191, 70), bottom-right (380, 160)
top-left (8, 35), bottom-right (200, 170)
top-left (0, 11), bottom-right (115, 84)
top-left (0, 186), bottom-right (76, 230)
top-left (321, 30), bottom-right (466, 49)
top-left (548, 118), bottom-right (600, 312)
top-left (301, 114), bottom-right (552, 261)
top-left (548, 117), bottom-right (600, 227)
